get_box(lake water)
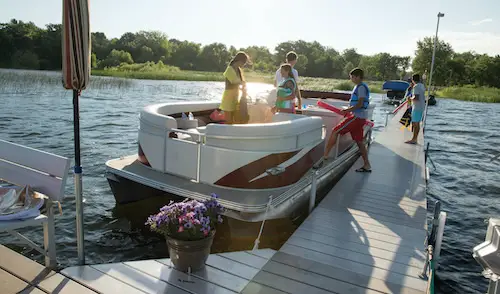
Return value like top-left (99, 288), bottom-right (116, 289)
top-left (1, 69), bottom-right (498, 293)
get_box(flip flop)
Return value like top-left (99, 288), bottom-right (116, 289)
top-left (405, 141), bottom-right (417, 145)
top-left (355, 167), bottom-right (372, 173)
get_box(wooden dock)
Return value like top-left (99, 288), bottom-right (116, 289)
top-left (239, 117), bottom-right (429, 293)
top-left (1, 110), bottom-right (429, 293)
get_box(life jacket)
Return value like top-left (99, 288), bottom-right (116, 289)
top-left (276, 78), bottom-right (297, 110)
top-left (350, 82), bottom-right (370, 118)
top-left (277, 78), bottom-right (296, 97)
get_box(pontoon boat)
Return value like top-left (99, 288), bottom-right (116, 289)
top-left (105, 99), bottom-right (375, 222)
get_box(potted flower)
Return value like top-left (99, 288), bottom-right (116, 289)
top-left (145, 193), bottom-right (224, 272)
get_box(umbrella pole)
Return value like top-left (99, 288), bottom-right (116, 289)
top-left (73, 89), bottom-right (85, 265)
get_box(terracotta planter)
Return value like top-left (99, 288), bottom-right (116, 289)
top-left (165, 231), bottom-right (215, 272)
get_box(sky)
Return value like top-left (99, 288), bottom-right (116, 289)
top-left (1, 0), bottom-right (499, 57)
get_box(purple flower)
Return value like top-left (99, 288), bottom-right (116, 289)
top-left (210, 193), bottom-right (218, 198)
top-left (146, 194), bottom-right (224, 240)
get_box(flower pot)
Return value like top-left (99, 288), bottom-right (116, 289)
top-left (165, 231), bottom-right (215, 272)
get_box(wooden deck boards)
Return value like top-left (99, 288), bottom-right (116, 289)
top-left (240, 112), bottom-right (429, 293)
top-left (0, 245), bottom-right (97, 294)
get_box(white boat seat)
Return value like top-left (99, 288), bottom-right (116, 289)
top-left (196, 126), bottom-right (207, 133)
top-left (140, 101), bottom-right (220, 129)
top-left (205, 115), bottom-right (323, 152)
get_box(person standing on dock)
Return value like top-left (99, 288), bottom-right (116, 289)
top-left (274, 51), bottom-right (302, 109)
top-left (324, 68), bottom-right (372, 172)
top-left (405, 73), bottom-right (425, 144)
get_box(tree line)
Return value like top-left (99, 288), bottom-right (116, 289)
top-left (1, 19), bottom-right (500, 88)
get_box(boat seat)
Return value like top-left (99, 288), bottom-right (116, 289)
top-left (140, 101), bottom-right (220, 129)
top-left (205, 116), bottom-right (323, 152)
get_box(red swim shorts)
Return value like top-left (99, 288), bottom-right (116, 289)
top-left (333, 116), bottom-right (366, 142)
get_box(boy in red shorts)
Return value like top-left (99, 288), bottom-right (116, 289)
top-left (324, 68), bottom-right (372, 172)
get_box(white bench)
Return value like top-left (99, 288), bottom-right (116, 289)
top-left (0, 139), bottom-right (70, 269)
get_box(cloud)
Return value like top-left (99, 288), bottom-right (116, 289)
top-left (468, 18), bottom-right (493, 26)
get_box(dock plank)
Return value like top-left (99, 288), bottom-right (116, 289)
top-left (125, 259), bottom-right (236, 294)
top-left (217, 251), bottom-right (269, 269)
top-left (0, 268), bottom-right (44, 294)
top-left (91, 262), bottom-right (190, 294)
top-left (280, 244), bottom-right (426, 291)
top-left (251, 270), bottom-right (334, 294)
top-left (205, 254), bottom-right (260, 280)
top-left (303, 208), bottom-right (427, 242)
top-left (0, 245), bottom-right (97, 294)
top-left (157, 258), bottom-right (249, 292)
top-left (292, 229), bottom-right (425, 260)
top-left (240, 282), bottom-right (288, 294)
top-left (288, 234), bottom-right (425, 268)
top-left (262, 260), bottom-right (382, 294)
top-left (62, 266), bottom-right (145, 294)
top-left (272, 251), bottom-right (424, 294)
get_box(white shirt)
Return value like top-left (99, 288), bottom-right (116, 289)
top-left (275, 68), bottom-right (299, 86)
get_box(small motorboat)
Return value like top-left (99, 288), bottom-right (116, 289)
top-left (382, 80), bottom-right (410, 105)
top-left (105, 98), bottom-right (375, 222)
top-left (428, 95), bottom-right (437, 106)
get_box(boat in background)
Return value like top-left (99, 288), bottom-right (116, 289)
top-left (428, 94), bottom-right (437, 105)
top-left (382, 80), bottom-right (410, 105)
top-left (300, 89), bottom-right (350, 101)
top-left (105, 98), bottom-right (375, 222)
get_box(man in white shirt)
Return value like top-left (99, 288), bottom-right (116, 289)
top-left (273, 51), bottom-right (302, 108)
top-left (405, 73), bottom-right (426, 144)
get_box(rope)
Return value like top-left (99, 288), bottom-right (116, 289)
top-left (253, 196), bottom-right (273, 251)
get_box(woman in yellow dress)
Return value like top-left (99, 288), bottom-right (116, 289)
top-left (220, 52), bottom-right (250, 124)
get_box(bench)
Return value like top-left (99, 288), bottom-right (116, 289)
top-left (0, 139), bottom-right (70, 269)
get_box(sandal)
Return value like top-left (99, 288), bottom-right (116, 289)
top-left (355, 167), bottom-right (372, 173)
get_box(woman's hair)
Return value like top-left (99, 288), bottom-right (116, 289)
top-left (230, 51), bottom-right (249, 66)
top-left (229, 51), bottom-right (249, 83)
top-left (281, 63), bottom-right (295, 80)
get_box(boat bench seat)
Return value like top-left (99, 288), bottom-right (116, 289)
top-left (204, 115), bottom-right (323, 152)
top-left (140, 101), bottom-right (221, 129)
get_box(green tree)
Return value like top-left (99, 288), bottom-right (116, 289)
top-left (412, 37), bottom-right (453, 85)
top-left (169, 40), bottom-right (201, 70)
top-left (197, 43), bottom-right (230, 72)
top-left (11, 51), bottom-right (39, 69)
top-left (91, 32), bottom-right (111, 61)
top-left (342, 48), bottom-right (361, 68)
top-left (100, 49), bottom-right (134, 68)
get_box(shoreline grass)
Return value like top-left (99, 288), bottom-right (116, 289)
top-left (436, 85), bottom-right (500, 103)
top-left (91, 69), bottom-right (385, 93)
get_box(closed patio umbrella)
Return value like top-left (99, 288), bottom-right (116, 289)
top-left (62, 0), bottom-right (91, 265)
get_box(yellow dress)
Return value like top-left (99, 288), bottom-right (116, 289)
top-left (220, 66), bottom-right (242, 112)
